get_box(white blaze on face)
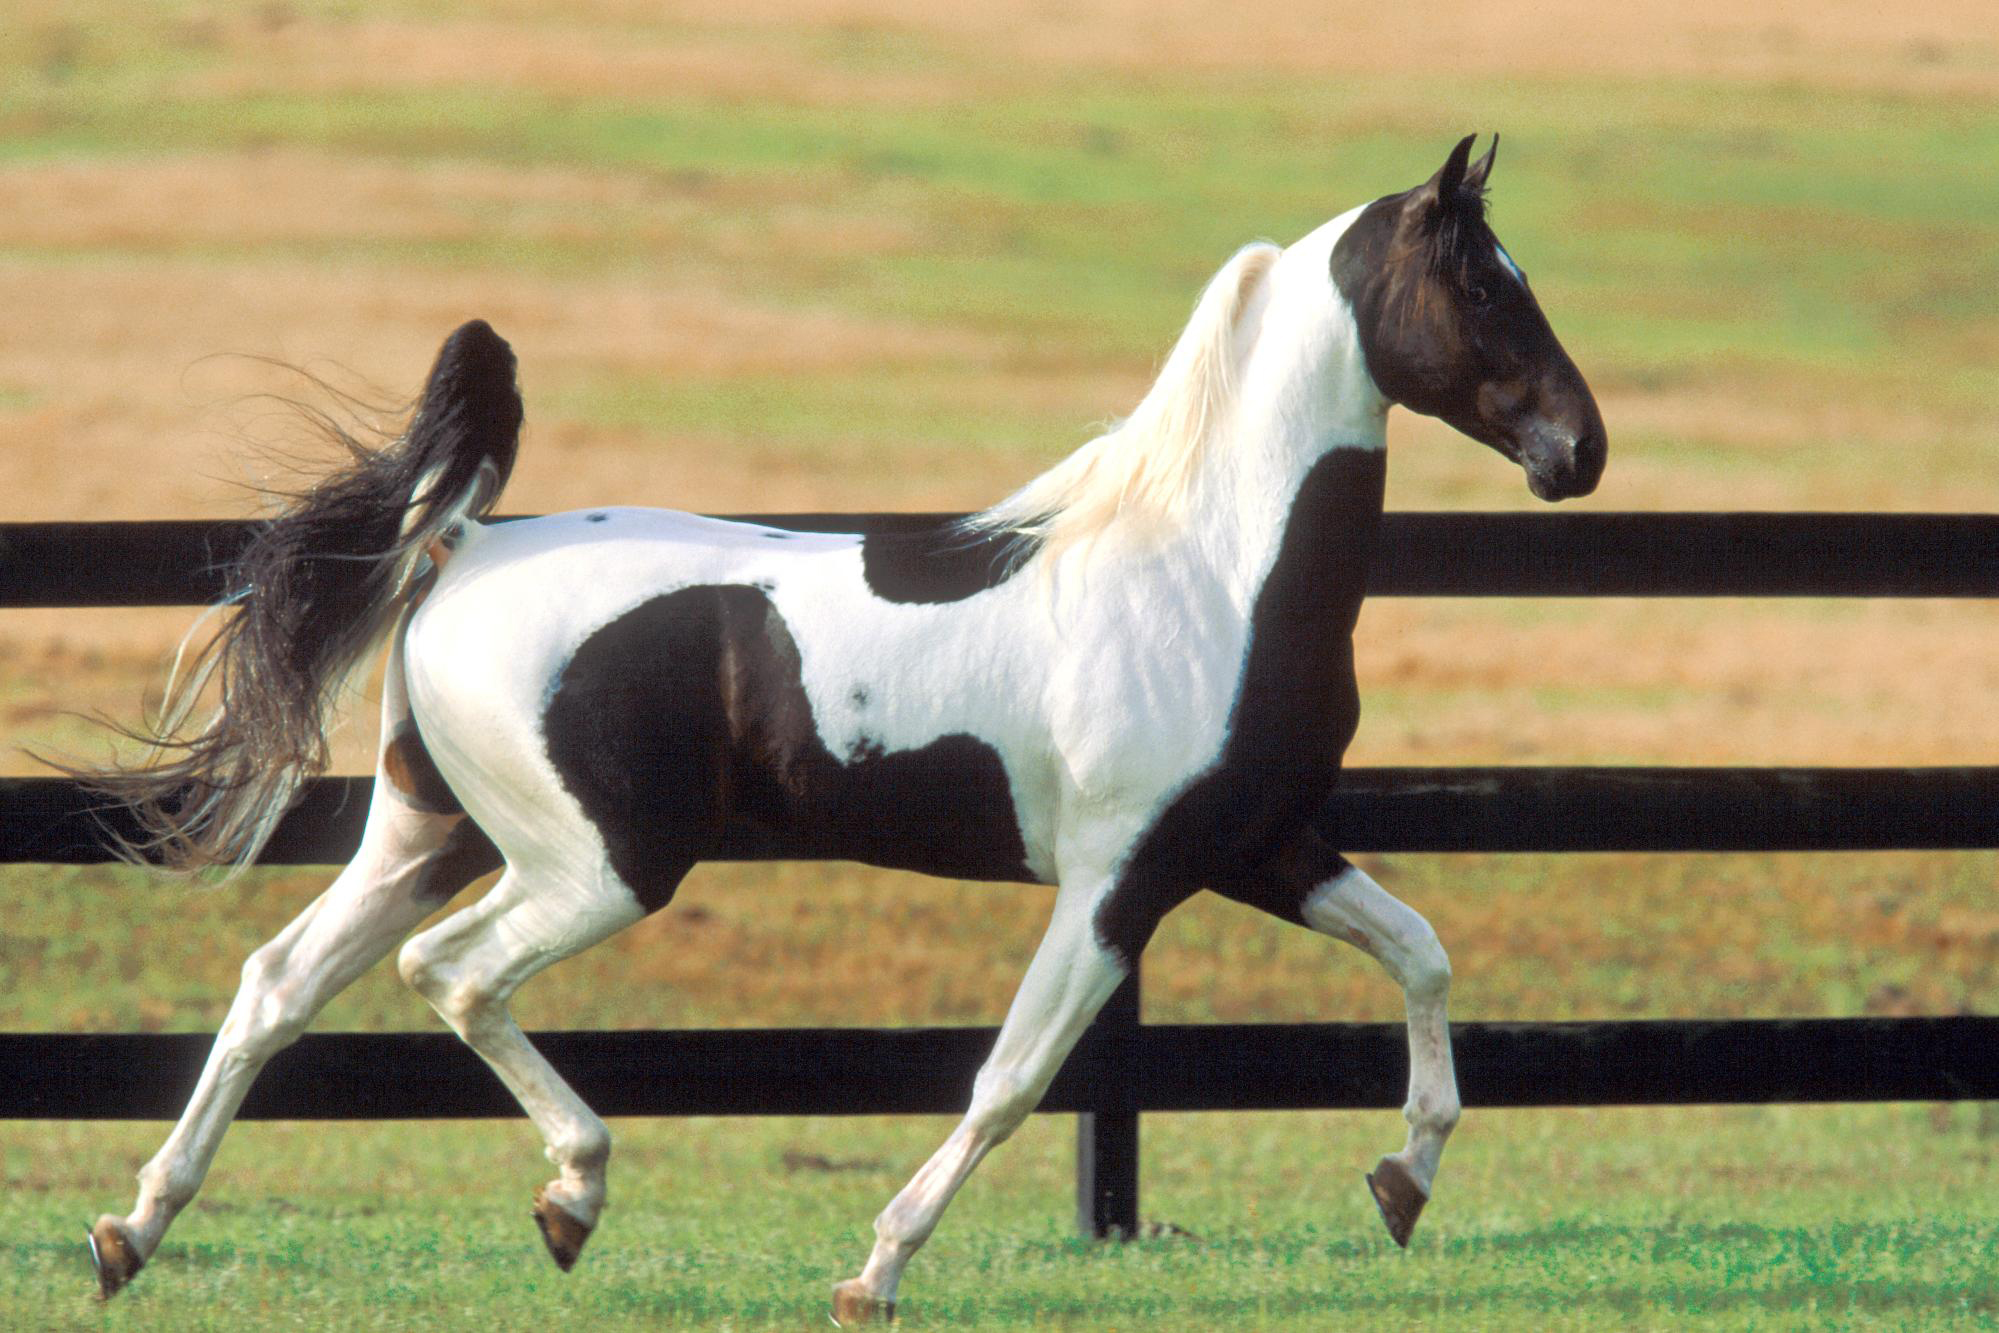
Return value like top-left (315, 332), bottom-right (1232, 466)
top-left (1495, 242), bottom-right (1526, 288)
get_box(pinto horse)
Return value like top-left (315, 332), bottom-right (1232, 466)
top-left (82, 135), bottom-right (1603, 1321)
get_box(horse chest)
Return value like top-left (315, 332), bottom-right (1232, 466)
top-left (1118, 447), bottom-right (1383, 885)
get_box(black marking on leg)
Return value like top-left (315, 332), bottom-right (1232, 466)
top-left (860, 521), bottom-right (1042, 604)
top-left (1208, 829), bottom-right (1352, 927)
top-left (542, 586), bottom-right (1034, 910)
top-left (850, 685), bottom-right (870, 709)
top-left (1094, 449), bottom-right (1385, 962)
top-left (586, 512), bottom-right (609, 523)
top-left (762, 530), bottom-right (793, 540)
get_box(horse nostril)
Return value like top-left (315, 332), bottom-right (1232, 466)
top-left (1575, 426), bottom-right (1606, 481)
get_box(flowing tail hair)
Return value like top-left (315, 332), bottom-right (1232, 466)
top-left (72, 319), bottom-right (523, 874)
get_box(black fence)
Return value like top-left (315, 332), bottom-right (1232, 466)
top-left (5, 512), bottom-right (1997, 1239)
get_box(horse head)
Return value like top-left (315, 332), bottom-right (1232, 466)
top-left (1331, 134), bottom-right (1606, 500)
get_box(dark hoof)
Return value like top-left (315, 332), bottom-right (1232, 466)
top-left (1365, 1157), bottom-right (1430, 1248)
top-left (530, 1187), bottom-right (594, 1272)
top-left (832, 1278), bottom-right (895, 1326)
top-left (87, 1217), bottom-right (144, 1300)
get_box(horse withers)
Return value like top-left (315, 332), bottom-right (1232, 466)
top-left (80, 135), bottom-right (1603, 1322)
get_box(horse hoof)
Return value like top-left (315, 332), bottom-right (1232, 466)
top-left (530, 1186), bottom-right (594, 1272)
top-left (831, 1278), bottom-right (895, 1326)
top-left (87, 1216), bottom-right (144, 1300)
top-left (1364, 1157), bottom-right (1429, 1248)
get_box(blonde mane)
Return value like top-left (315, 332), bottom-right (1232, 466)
top-left (960, 241), bottom-right (1280, 564)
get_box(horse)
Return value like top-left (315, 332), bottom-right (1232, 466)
top-left (80, 134), bottom-right (1604, 1323)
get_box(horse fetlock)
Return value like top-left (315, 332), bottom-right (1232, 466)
top-left (545, 1121), bottom-right (611, 1177)
top-left (87, 1216), bottom-right (146, 1301)
top-left (1403, 1092), bottom-right (1461, 1138)
top-left (133, 1160), bottom-right (198, 1222)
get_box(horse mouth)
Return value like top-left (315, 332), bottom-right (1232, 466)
top-left (1525, 456), bottom-right (1601, 502)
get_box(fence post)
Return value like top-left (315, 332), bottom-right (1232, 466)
top-left (1075, 965), bottom-right (1141, 1239)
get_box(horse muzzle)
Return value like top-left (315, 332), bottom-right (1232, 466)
top-left (1520, 413), bottom-right (1606, 502)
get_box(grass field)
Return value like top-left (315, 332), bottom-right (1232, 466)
top-left (4, 0), bottom-right (1999, 1326)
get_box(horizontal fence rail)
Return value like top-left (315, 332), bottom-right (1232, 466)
top-left (7, 767), bottom-right (1999, 866)
top-left (7, 1017), bottom-right (1995, 1121)
top-left (6, 512), bottom-right (1999, 606)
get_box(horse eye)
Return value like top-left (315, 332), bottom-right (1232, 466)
top-left (1470, 284), bottom-right (1492, 308)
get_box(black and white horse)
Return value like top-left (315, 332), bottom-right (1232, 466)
top-left (83, 136), bottom-right (1604, 1322)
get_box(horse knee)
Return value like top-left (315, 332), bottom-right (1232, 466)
top-left (1402, 928), bottom-right (1451, 1002)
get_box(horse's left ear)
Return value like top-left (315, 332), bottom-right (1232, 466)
top-left (1412, 134), bottom-right (1478, 213)
top-left (1461, 134), bottom-right (1497, 195)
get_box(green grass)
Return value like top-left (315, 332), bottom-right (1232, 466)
top-left (7, 850), bottom-right (1993, 1324)
top-left (8, 1106), bottom-right (1997, 1328)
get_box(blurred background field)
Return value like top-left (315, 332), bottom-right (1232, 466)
top-left (3, 0), bottom-right (1998, 1326)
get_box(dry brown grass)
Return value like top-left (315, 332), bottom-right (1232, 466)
top-left (442, 0), bottom-right (1999, 97)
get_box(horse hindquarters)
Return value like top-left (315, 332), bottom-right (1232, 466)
top-left (391, 578), bottom-right (727, 1270)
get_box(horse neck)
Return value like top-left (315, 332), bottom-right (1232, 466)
top-left (1184, 282), bottom-right (1388, 610)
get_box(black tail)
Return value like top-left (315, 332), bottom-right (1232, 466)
top-left (74, 319), bottom-right (523, 872)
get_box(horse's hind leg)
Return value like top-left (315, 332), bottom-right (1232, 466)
top-left (1215, 834), bottom-right (1460, 1248)
top-left (395, 856), bottom-right (667, 1272)
top-left (87, 804), bottom-right (499, 1297)
top-left (87, 636), bottom-right (501, 1299)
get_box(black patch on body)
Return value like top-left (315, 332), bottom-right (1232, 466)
top-left (542, 586), bottom-right (1034, 912)
top-left (860, 522), bottom-right (1042, 604)
top-left (1093, 448), bottom-right (1386, 963)
top-left (587, 512), bottom-right (609, 523)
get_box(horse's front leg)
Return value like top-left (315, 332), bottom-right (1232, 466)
top-left (1216, 832), bottom-right (1460, 1247)
top-left (833, 877), bottom-right (1136, 1326)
